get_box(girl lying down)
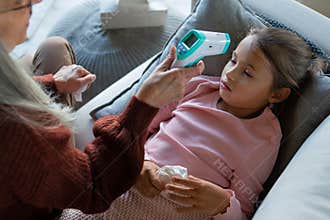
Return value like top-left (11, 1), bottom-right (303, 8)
top-left (59, 27), bottom-right (322, 220)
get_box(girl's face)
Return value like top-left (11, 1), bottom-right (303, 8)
top-left (220, 35), bottom-right (276, 112)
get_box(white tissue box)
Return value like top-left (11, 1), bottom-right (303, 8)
top-left (100, 0), bottom-right (168, 29)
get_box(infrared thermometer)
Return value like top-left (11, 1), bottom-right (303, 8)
top-left (171, 29), bottom-right (231, 68)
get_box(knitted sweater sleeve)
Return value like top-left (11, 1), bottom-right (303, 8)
top-left (33, 74), bottom-right (58, 94)
top-left (0, 96), bottom-right (158, 214)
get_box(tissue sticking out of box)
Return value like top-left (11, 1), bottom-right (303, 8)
top-left (100, 0), bottom-right (168, 30)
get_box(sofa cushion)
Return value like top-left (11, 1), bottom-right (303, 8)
top-left (244, 0), bottom-right (330, 61)
top-left (253, 114), bottom-right (330, 220)
top-left (260, 72), bottom-right (330, 199)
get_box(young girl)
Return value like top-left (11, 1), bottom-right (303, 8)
top-left (60, 27), bottom-right (321, 220)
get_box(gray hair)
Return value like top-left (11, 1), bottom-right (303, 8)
top-left (0, 42), bottom-right (75, 131)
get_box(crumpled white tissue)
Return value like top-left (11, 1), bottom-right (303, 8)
top-left (156, 165), bottom-right (192, 207)
top-left (72, 83), bottom-right (88, 102)
top-left (61, 64), bottom-right (88, 102)
top-left (70, 65), bottom-right (88, 102)
top-left (157, 165), bottom-right (188, 184)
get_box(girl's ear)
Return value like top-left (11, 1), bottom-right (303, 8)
top-left (268, 88), bottom-right (291, 104)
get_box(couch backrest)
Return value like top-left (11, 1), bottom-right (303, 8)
top-left (244, 0), bottom-right (330, 60)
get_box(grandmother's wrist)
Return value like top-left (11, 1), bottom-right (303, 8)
top-left (54, 78), bottom-right (66, 94)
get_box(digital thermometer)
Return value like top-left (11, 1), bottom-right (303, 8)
top-left (171, 29), bottom-right (231, 68)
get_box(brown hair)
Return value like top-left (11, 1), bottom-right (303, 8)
top-left (248, 27), bottom-right (325, 90)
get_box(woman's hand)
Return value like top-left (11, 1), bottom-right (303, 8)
top-left (136, 47), bottom-right (205, 108)
top-left (135, 161), bottom-right (165, 198)
top-left (165, 175), bottom-right (231, 216)
top-left (54, 65), bottom-right (96, 94)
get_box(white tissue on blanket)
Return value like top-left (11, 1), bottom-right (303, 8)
top-left (156, 165), bottom-right (192, 207)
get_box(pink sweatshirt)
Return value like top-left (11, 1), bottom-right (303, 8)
top-left (145, 76), bottom-right (282, 219)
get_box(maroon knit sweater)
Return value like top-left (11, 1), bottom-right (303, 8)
top-left (0, 75), bottom-right (158, 219)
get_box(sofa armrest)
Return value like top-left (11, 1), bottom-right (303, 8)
top-left (253, 114), bottom-right (330, 219)
top-left (74, 55), bottom-right (157, 149)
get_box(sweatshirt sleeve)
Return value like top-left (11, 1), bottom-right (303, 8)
top-left (0, 96), bottom-right (158, 214)
top-left (210, 189), bottom-right (247, 220)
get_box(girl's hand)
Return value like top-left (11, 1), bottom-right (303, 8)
top-left (165, 175), bottom-right (231, 216)
top-left (135, 161), bottom-right (165, 198)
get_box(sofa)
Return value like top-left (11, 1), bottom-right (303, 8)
top-left (74, 0), bottom-right (330, 219)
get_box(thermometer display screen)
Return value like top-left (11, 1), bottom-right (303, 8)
top-left (184, 34), bottom-right (198, 48)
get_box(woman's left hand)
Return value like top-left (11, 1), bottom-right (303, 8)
top-left (165, 175), bottom-right (231, 216)
top-left (54, 65), bottom-right (96, 94)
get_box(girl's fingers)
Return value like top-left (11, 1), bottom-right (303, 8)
top-left (172, 176), bottom-right (201, 188)
top-left (167, 192), bottom-right (195, 205)
top-left (165, 184), bottom-right (196, 196)
top-left (187, 175), bottom-right (199, 180)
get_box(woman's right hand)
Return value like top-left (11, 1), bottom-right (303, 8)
top-left (135, 161), bottom-right (164, 198)
top-left (136, 47), bottom-right (205, 108)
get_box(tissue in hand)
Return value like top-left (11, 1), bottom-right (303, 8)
top-left (70, 65), bottom-right (88, 102)
top-left (156, 165), bottom-right (188, 184)
top-left (72, 84), bottom-right (88, 102)
top-left (156, 165), bottom-right (192, 207)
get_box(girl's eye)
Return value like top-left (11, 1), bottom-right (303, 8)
top-left (244, 70), bottom-right (252, 78)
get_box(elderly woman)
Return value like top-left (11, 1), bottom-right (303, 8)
top-left (0, 0), bottom-right (96, 107)
top-left (0, 43), bottom-right (204, 220)
top-left (0, 0), bottom-right (205, 219)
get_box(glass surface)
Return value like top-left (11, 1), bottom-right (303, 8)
top-left (184, 33), bottom-right (198, 48)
